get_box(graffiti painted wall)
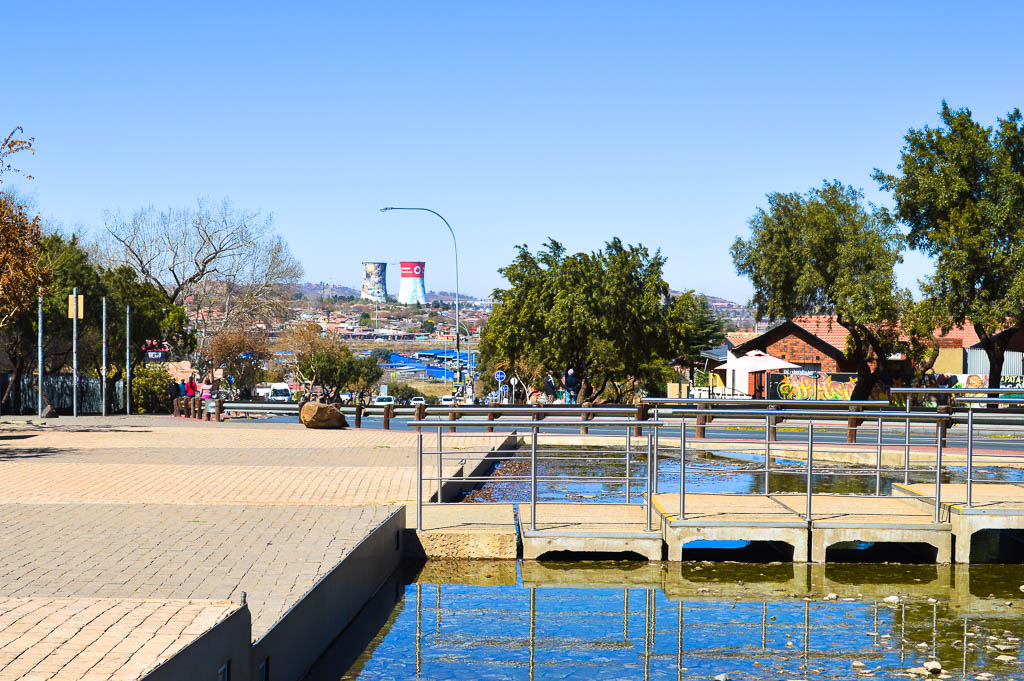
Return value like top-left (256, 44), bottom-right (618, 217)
top-left (767, 372), bottom-right (859, 401)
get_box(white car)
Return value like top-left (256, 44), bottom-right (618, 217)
top-left (439, 395), bottom-right (455, 406)
top-left (410, 397), bottom-right (426, 406)
top-left (372, 395), bottom-right (396, 406)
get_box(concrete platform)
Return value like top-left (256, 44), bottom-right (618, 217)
top-left (772, 494), bottom-right (951, 563)
top-left (517, 503), bottom-right (663, 560)
top-left (652, 493), bottom-right (809, 562)
top-left (408, 504), bottom-right (518, 559)
top-left (894, 483), bottom-right (1024, 563)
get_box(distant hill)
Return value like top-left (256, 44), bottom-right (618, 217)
top-left (670, 291), bottom-right (756, 329)
top-left (297, 282), bottom-right (361, 299)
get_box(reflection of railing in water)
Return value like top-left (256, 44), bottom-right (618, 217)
top-left (406, 582), bottom-right (978, 681)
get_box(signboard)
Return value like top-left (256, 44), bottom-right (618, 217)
top-left (500, 384), bottom-right (509, 393)
top-left (67, 295), bottom-right (84, 319)
top-left (510, 376), bottom-right (519, 386)
top-left (494, 370), bottom-right (506, 382)
top-left (227, 375), bottom-right (235, 384)
top-left (146, 351), bottom-right (167, 361)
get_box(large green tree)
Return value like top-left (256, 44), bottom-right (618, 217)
top-left (667, 295), bottom-right (727, 382)
top-left (731, 181), bottom-right (907, 399)
top-left (874, 102), bottom-right (1024, 389)
top-left (478, 238), bottom-right (710, 403)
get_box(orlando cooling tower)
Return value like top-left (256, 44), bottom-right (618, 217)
top-left (361, 262), bottom-right (388, 302)
top-left (397, 261), bottom-right (427, 304)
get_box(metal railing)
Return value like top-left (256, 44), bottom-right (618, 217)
top-left (672, 407), bottom-right (951, 522)
top-left (409, 417), bottom-right (663, 532)
top-left (950, 396), bottom-right (1024, 508)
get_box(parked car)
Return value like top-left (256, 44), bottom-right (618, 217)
top-left (410, 396), bottom-right (426, 406)
top-left (372, 395), bottom-right (396, 406)
top-left (439, 395), bottom-right (455, 406)
top-left (267, 382), bottom-right (292, 402)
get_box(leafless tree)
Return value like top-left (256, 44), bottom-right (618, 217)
top-left (103, 198), bottom-right (303, 366)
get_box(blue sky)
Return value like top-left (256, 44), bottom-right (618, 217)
top-left (5, 2), bottom-right (1023, 302)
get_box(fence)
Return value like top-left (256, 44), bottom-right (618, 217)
top-left (0, 374), bottom-right (124, 415)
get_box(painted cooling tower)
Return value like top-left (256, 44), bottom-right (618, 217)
top-left (397, 261), bottom-right (427, 305)
top-left (361, 262), bottom-right (388, 302)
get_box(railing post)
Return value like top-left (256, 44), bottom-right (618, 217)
top-left (414, 403), bottom-right (426, 429)
top-left (763, 414), bottom-right (771, 495)
top-left (938, 404), bottom-right (951, 449)
top-left (934, 423), bottom-right (943, 523)
top-left (652, 408), bottom-right (659, 495)
top-left (436, 425), bottom-right (443, 503)
top-left (695, 403), bottom-right (706, 439)
top-left (382, 404), bottom-right (392, 430)
top-left (486, 410), bottom-right (495, 433)
top-left (768, 404), bottom-right (777, 442)
top-left (625, 425), bottom-right (632, 504)
top-left (679, 419), bottom-right (686, 520)
top-left (416, 429), bottom-right (424, 530)
top-left (530, 426), bottom-right (538, 531)
top-left (215, 399), bottom-right (223, 422)
top-left (646, 428), bottom-right (653, 531)
top-left (354, 403), bottom-right (363, 428)
top-left (806, 416), bottom-right (813, 521)
top-left (634, 402), bottom-right (649, 438)
top-left (448, 409), bottom-right (457, 434)
top-left (875, 416), bottom-right (883, 495)
top-left (580, 405), bottom-right (593, 435)
top-left (966, 408), bottom-right (974, 508)
top-left (904, 397), bottom-right (911, 485)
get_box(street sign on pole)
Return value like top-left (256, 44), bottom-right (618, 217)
top-left (494, 370), bottom-right (506, 382)
top-left (500, 384), bottom-right (509, 393)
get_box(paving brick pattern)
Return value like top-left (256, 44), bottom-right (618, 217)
top-left (0, 419), bottom-right (503, 680)
top-left (0, 597), bottom-right (237, 681)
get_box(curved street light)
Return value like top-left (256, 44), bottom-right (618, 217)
top-left (379, 207), bottom-right (464, 385)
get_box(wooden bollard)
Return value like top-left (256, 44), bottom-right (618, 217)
top-left (354, 404), bottom-right (363, 428)
top-left (486, 411), bottom-right (496, 433)
top-left (413, 403), bottom-right (426, 431)
top-left (203, 398), bottom-right (211, 421)
top-left (172, 396), bottom-right (179, 418)
top-left (382, 404), bottom-right (392, 430)
top-left (846, 405), bottom-right (862, 444)
top-left (768, 404), bottom-right (778, 442)
top-left (695, 402), bottom-right (707, 439)
top-left (194, 397), bottom-right (202, 420)
top-left (183, 397), bottom-right (190, 418)
top-left (448, 410), bottom-right (458, 434)
top-left (938, 404), bottom-right (952, 447)
top-left (215, 399), bottom-right (223, 422)
top-left (634, 403), bottom-right (650, 437)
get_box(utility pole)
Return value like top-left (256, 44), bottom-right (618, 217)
top-left (72, 288), bottom-right (78, 417)
top-left (102, 297), bottom-right (107, 417)
top-left (125, 305), bottom-right (131, 415)
top-left (37, 293), bottom-right (43, 418)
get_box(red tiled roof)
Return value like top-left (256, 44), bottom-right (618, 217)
top-left (791, 316), bottom-right (850, 351)
top-left (724, 332), bottom-right (759, 347)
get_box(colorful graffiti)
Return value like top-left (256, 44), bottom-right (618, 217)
top-left (770, 372), bottom-right (858, 401)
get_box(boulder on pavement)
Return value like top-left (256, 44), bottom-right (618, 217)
top-left (41, 405), bottom-right (58, 418)
top-left (300, 401), bottom-right (349, 429)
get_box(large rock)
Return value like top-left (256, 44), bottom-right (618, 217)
top-left (300, 401), bottom-right (349, 429)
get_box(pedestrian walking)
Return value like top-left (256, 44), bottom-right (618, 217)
top-left (178, 379), bottom-right (187, 397)
top-left (167, 379), bottom-right (179, 411)
top-left (543, 369), bottom-right (558, 404)
top-left (564, 368), bottom-right (580, 405)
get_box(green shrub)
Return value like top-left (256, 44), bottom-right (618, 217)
top-left (131, 363), bottom-right (173, 414)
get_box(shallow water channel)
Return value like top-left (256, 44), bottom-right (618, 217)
top-left (464, 446), bottom-right (1024, 503)
top-left (309, 560), bottom-right (1024, 681)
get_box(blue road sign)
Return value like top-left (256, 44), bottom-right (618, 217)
top-left (227, 375), bottom-right (235, 384)
top-left (494, 370), bottom-right (506, 382)
top-left (500, 384), bottom-right (509, 392)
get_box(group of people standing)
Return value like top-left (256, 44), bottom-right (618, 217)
top-left (167, 375), bottom-right (220, 408)
top-left (543, 368), bottom-right (581, 404)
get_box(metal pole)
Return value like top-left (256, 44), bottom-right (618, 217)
top-left (125, 305), bottom-right (131, 415)
top-left (764, 414), bottom-right (770, 494)
top-left (417, 430), bottom-right (423, 530)
top-left (436, 425), bottom-right (443, 503)
top-left (904, 396), bottom-right (911, 484)
top-left (806, 416), bottom-right (813, 520)
top-left (530, 426), bottom-right (538, 531)
top-left (529, 587), bottom-right (536, 681)
top-left (646, 430), bottom-right (653, 531)
top-left (415, 583), bottom-right (421, 679)
top-left (679, 420), bottom-right (686, 520)
top-left (37, 293), bottom-right (43, 418)
top-left (652, 408), bottom-right (659, 494)
top-left (72, 287), bottom-right (78, 417)
top-left (934, 423), bottom-right (943, 523)
top-left (966, 408), bottom-right (974, 508)
top-left (625, 427), bottom-right (632, 504)
top-left (677, 600), bottom-right (683, 681)
top-left (875, 416), bottom-right (883, 495)
top-left (101, 297), bottom-right (107, 417)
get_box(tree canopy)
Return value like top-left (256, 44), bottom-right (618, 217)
top-left (277, 323), bottom-right (383, 403)
top-left (874, 102), bottom-right (1024, 387)
top-left (478, 238), bottom-right (718, 403)
top-left (730, 181), bottom-right (909, 398)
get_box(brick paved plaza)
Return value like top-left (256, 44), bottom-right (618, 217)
top-left (0, 417), bottom-right (502, 680)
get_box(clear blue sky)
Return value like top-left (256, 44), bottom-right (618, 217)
top-left (5, 2), bottom-right (1023, 302)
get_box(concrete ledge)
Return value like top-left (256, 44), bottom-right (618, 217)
top-left (811, 524), bottom-right (951, 564)
top-left (250, 505), bottom-right (405, 681)
top-left (143, 604), bottom-right (252, 681)
top-left (408, 504), bottom-right (518, 559)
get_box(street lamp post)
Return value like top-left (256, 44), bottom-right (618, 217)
top-left (380, 207), bottom-right (463, 382)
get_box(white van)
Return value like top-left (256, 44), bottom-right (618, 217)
top-left (268, 382), bottom-right (292, 402)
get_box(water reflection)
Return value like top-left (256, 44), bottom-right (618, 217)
top-left (309, 561), bottom-right (1024, 681)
